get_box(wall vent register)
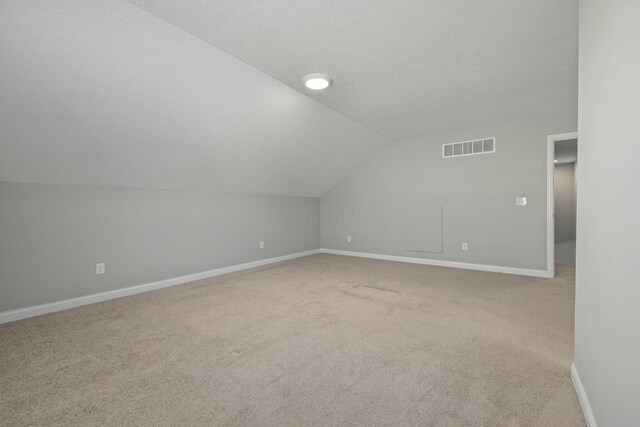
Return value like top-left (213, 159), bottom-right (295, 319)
top-left (442, 137), bottom-right (495, 158)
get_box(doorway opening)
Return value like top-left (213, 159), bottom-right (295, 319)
top-left (546, 132), bottom-right (578, 278)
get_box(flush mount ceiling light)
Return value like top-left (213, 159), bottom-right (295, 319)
top-left (302, 73), bottom-right (332, 90)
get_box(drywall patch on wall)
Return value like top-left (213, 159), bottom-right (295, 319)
top-left (405, 206), bottom-right (443, 253)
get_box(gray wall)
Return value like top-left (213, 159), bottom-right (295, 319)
top-left (0, 182), bottom-right (320, 312)
top-left (321, 112), bottom-right (577, 271)
top-left (554, 162), bottom-right (576, 264)
top-left (574, 0), bottom-right (640, 425)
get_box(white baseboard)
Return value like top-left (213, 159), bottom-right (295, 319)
top-left (320, 248), bottom-right (550, 278)
top-left (571, 363), bottom-right (598, 427)
top-left (0, 249), bottom-right (320, 324)
top-left (0, 248), bottom-right (548, 324)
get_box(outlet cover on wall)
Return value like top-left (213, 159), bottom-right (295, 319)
top-left (347, 235), bottom-right (352, 243)
top-left (462, 242), bottom-right (468, 251)
top-left (96, 263), bottom-right (105, 275)
top-left (516, 196), bottom-right (527, 206)
top-left (259, 241), bottom-right (264, 249)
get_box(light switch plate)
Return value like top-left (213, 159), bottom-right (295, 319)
top-left (516, 196), bottom-right (527, 206)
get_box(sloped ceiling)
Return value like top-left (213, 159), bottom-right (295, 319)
top-left (0, 0), bottom-right (389, 197)
top-left (127, 0), bottom-right (578, 140)
top-left (1, 1), bottom-right (578, 197)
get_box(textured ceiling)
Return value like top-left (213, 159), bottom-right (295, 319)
top-left (127, 0), bottom-right (579, 140)
top-left (0, 0), bottom-right (388, 196)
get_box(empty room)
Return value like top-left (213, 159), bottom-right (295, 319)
top-left (1, 1), bottom-right (638, 426)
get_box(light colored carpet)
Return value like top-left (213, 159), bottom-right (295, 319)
top-left (1, 254), bottom-right (584, 426)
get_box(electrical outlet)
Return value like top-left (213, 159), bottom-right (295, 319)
top-left (347, 235), bottom-right (352, 243)
top-left (96, 263), bottom-right (105, 275)
top-left (516, 196), bottom-right (527, 206)
top-left (259, 241), bottom-right (264, 249)
top-left (462, 242), bottom-right (468, 251)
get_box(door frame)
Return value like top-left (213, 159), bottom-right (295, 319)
top-left (546, 132), bottom-right (578, 278)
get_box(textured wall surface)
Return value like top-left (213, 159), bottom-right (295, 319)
top-left (321, 112), bottom-right (577, 271)
top-left (573, 0), bottom-right (640, 425)
top-left (0, 182), bottom-right (320, 312)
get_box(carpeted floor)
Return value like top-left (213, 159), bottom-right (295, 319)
top-left (1, 254), bottom-right (584, 426)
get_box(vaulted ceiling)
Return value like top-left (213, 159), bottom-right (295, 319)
top-left (0, 0), bottom-right (577, 197)
top-left (0, 0), bottom-right (388, 196)
top-left (128, 0), bottom-right (578, 140)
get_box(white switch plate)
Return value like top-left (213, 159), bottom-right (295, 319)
top-left (516, 196), bottom-right (527, 206)
top-left (96, 263), bottom-right (105, 275)
top-left (347, 235), bottom-right (352, 243)
top-left (462, 242), bottom-right (468, 251)
top-left (259, 241), bottom-right (264, 249)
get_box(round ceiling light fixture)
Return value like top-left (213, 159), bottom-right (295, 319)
top-left (302, 73), bottom-right (332, 90)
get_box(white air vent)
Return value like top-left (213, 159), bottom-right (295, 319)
top-left (442, 137), bottom-right (495, 158)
